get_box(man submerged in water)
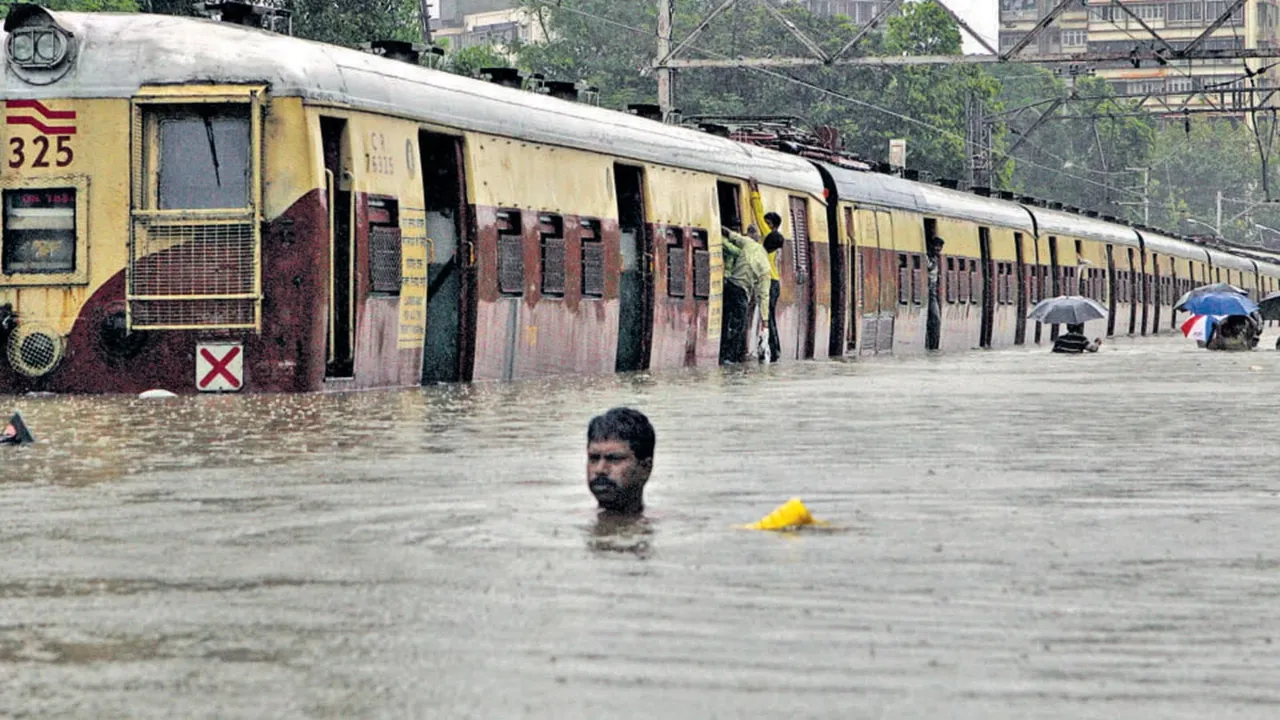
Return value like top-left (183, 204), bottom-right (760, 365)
top-left (586, 407), bottom-right (655, 515)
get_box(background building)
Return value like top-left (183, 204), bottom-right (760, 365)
top-left (998, 0), bottom-right (1280, 115)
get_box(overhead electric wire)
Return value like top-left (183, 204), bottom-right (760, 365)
top-left (529, 1), bottom-right (1147, 199)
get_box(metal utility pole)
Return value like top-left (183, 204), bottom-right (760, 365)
top-left (657, 0), bottom-right (674, 118)
top-left (419, 0), bottom-right (433, 45)
top-left (966, 92), bottom-right (991, 188)
top-left (1119, 167), bottom-right (1150, 225)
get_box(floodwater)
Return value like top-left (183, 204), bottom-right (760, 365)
top-left (3, 334), bottom-right (1280, 719)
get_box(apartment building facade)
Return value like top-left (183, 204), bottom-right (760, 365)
top-left (999, 0), bottom-right (1280, 114)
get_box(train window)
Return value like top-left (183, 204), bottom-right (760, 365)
top-left (367, 196), bottom-right (401, 295)
top-left (717, 182), bottom-right (742, 231)
top-left (945, 257), bottom-right (956, 303)
top-left (897, 253), bottom-right (909, 305)
top-left (580, 218), bottom-right (604, 298)
top-left (152, 107), bottom-right (251, 210)
top-left (968, 259), bottom-right (978, 304)
top-left (539, 214), bottom-right (565, 297)
top-left (691, 229), bottom-right (711, 299)
top-left (2, 188), bottom-right (76, 275)
top-left (666, 227), bottom-right (686, 298)
top-left (957, 257), bottom-right (969, 303)
top-left (497, 209), bottom-right (523, 296)
top-left (911, 254), bottom-right (922, 305)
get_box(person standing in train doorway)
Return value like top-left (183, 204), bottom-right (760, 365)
top-left (720, 226), bottom-right (772, 363)
top-left (926, 235), bottom-right (945, 351)
top-left (762, 213), bottom-right (787, 363)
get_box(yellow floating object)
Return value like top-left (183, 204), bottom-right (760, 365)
top-left (744, 498), bottom-right (826, 531)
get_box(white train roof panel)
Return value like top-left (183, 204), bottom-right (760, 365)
top-left (1025, 208), bottom-right (1141, 247)
top-left (4, 9), bottom-right (824, 195)
top-left (822, 164), bottom-right (1033, 231)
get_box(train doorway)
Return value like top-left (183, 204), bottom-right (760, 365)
top-left (979, 227), bottom-right (993, 348)
top-left (1014, 232), bottom-right (1027, 345)
top-left (1047, 236), bottom-right (1060, 342)
top-left (924, 217), bottom-right (940, 351)
top-left (1128, 247), bottom-right (1138, 334)
top-left (419, 131), bottom-right (469, 384)
top-left (1150, 254), bottom-right (1161, 335)
top-left (789, 197), bottom-right (815, 359)
top-left (1106, 245), bottom-right (1117, 337)
top-left (321, 117), bottom-right (354, 379)
top-left (615, 164), bottom-right (651, 372)
top-left (1139, 249), bottom-right (1149, 336)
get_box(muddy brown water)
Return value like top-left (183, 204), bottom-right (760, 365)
top-left (2, 334), bottom-right (1280, 719)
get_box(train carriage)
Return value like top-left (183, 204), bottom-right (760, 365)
top-left (0, 5), bottom-right (828, 393)
top-left (3, 5), bottom-right (1280, 395)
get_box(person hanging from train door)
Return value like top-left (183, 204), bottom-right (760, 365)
top-left (762, 213), bottom-right (787, 363)
top-left (926, 235), bottom-right (945, 351)
top-left (720, 226), bottom-right (772, 364)
top-left (748, 180), bottom-right (785, 363)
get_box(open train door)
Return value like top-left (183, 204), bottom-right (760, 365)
top-left (419, 131), bottom-right (472, 383)
top-left (788, 197), bottom-right (816, 359)
top-left (615, 164), bottom-right (652, 372)
top-left (979, 227), bottom-right (994, 348)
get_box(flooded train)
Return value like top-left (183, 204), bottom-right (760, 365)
top-left (0, 5), bottom-right (1276, 394)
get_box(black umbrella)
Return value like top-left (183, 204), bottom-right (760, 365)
top-left (1175, 282), bottom-right (1247, 311)
top-left (1027, 295), bottom-right (1108, 325)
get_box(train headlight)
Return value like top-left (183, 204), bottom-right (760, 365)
top-left (33, 31), bottom-right (63, 64)
top-left (9, 33), bottom-right (33, 63)
top-left (8, 29), bottom-right (68, 69)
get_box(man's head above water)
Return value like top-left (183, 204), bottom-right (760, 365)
top-left (586, 407), bottom-right (655, 515)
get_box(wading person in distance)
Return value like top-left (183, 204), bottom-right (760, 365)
top-left (720, 226), bottom-right (772, 364)
top-left (1052, 323), bottom-right (1101, 354)
top-left (926, 235), bottom-right (945, 351)
top-left (762, 212), bottom-right (788, 362)
top-left (587, 407), bottom-right (656, 516)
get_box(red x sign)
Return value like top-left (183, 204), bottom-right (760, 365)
top-left (196, 343), bottom-right (243, 392)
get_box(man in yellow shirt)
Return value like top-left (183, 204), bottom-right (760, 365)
top-left (720, 226), bottom-right (772, 363)
top-left (762, 212), bottom-right (787, 362)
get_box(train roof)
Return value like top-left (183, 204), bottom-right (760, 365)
top-left (1206, 246), bottom-right (1258, 273)
top-left (2, 7), bottom-right (824, 196)
top-left (820, 163), bottom-right (1034, 231)
top-left (1025, 207), bottom-right (1140, 248)
top-left (1138, 230), bottom-right (1209, 263)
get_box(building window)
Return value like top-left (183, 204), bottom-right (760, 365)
top-left (1061, 29), bottom-right (1087, 47)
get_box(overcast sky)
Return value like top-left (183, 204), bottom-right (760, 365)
top-left (946, 0), bottom-right (999, 54)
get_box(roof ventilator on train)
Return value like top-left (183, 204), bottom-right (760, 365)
top-left (4, 5), bottom-right (75, 84)
top-left (480, 67), bottom-right (524, 89)
top-left (627, 104), bottom-right (664, 122)
top-left (197, 1), bottom-right (292, 34)
top-left (362, 39), bottom-right (442, 66)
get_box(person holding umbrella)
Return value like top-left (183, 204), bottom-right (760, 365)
top-left (1053, 324), bottom-right (1102, 353)
top-left (1028, 295), bottom-right (1108, 354)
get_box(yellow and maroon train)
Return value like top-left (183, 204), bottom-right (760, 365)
top-left (0, 5), bottom-right (1273, 393)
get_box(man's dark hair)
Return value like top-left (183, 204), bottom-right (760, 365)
top-left (588, 407), bottom-right (655, 461)
top-left (763, 232), bottom-right (784, 253)
top-left (764, 212), bottom-right (782, 228)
